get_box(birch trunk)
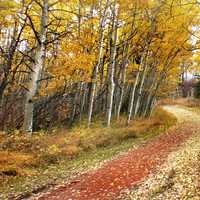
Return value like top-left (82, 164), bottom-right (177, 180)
top-left (80, 82), bottom-right (87, 120)
top-left (127, 48), bottom-right (147, 125)
top-left (133, 51), bottom-right (149, 117)
top-left (143, 74), bottom-right (157, 117)
top-left (127, 72), bottom-right (139, 125)
top-left (88, 0), bottom-right (109, 127)
top-left (23, 0), bottom-right (48, 134)
top-left (117, 43), bottom-right (129, 119)
top-left (71, 83), bottom-right (80, 123)
top-left (106, 3), bottom-right (118, 127)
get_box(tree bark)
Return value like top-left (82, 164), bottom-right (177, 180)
top-left (106, 2), bottom-right (118, 127)
top-left (133, 50), bottom-right (149, 117)
top-left (117, 43), bottom-right (129, 119)
top-left (23, 0), bottom-right (49, 134)
top-left (127, 47), bottom-right (148, 125)
top-left (88, 0), bottom-right (109, 127)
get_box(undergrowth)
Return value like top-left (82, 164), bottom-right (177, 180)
top-left (0, 107), bottom-right (176, 199)
top-left (159, 97), bottom-right (200, 108)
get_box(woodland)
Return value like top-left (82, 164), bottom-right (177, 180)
top-left (1, 0), bottom-right (200, 199)
top-left (0, 0), bottom-right (199, 132)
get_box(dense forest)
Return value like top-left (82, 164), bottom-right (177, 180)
top-left (0, 0), bottom-right (199, 133)
top-left (2, 0), bottom-right (200, 199)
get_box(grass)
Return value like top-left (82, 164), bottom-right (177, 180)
top-left (159, 97), bottom-right (200, 108)
top-left (0, 107), bottom-right (177, 199)
top-left (160, 97), bottom-right (200, 116)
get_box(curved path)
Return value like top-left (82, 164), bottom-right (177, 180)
top-left (36, 106), bottom-right (200, 200)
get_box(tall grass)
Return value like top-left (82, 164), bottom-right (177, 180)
top-left (0, 107), bottom-right (176, 176)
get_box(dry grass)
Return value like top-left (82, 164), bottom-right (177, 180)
top-left (0, 152), bottom-right (34, 177)
top-left (159, 98), bottom-right (200, 108)
top-left (0, 107), bottom-right (176, 188)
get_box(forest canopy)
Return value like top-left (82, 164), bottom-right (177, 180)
top-left (0, 0), bottom-right (199, 133)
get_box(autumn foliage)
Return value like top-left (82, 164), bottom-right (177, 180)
top-left (0, 0), bottom-right (199, 132)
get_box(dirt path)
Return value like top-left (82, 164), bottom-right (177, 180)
top-left (35, 106), bottom-right (200, 200)
top-left (163, 105), bottom-right (200, 123)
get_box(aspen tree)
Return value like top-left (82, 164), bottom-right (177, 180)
top-left (24, 0), bottom-right (49, 133)
top-left (88, 0), bottom-right (109, 126)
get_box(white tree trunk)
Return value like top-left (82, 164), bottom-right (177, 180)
top-left (133, 52), bottom-right (149, 117)
top-left (88, 0), bottom-right (109, 127)
top-left (117, 43), bottom-right (129, 119)
top-left (127, 69), bottom-right (140, 125)
top-left (23, 0), bottom-right (48, 134)
top-left (127, 46), bottom-right (148, 124)
top-left (143, 74), bottom-right (157, 117)
top-left (106, 2), bottom-right (118, 127)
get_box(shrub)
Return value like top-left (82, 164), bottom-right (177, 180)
top-left (0, 107), bottom-right (177, 178)
top-left (62, 145), bottom-right (80, 158)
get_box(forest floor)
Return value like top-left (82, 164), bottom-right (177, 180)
top-left (31, 105), bottom-right (200, 200)
top-left (0, 107), bottom-right (176, 199)
top-left (120, 105), bottom-right (200, 200)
